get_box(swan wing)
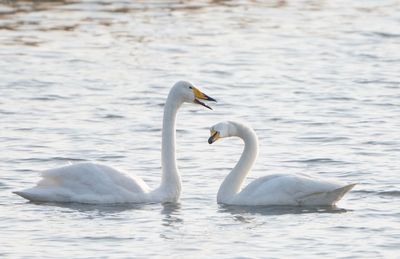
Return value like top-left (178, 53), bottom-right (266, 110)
top-left (236, 174), bottom-right (352, 206)
top-left (14, 162), bottom-right (151, 203)
top-left (296, 183), bottom-right (356, 206)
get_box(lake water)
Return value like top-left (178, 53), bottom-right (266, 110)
top-left (1, 0), bottom-right (399, 258)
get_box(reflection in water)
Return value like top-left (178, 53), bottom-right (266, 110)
top-left (219, 204), bottom-right (349, 218)
top-left (29, 200), bottom-right (147, 213)
top-left (160, 202), bottom-right (183, 240)
top-left (161, 202), bottom-right (183, 227)
top-left (219, 204), bottom-right (349, 225)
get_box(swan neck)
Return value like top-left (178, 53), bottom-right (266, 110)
top-left (159, 90), bottom-right (183, 199)
top-left (217, 123), bottom-right (258, 203)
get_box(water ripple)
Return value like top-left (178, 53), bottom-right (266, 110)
top-left (0, 0), bottom-right (399, 258)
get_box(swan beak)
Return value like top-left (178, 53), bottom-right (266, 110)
top-left (208, 130), bottom-right (220, 144)
top-left (192, 87), bottom-right (217, 110)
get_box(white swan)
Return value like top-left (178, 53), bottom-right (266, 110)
top-left (14, 81), bottom-right (216, 204)
top-left (208, 121), bottom-right (356, 206)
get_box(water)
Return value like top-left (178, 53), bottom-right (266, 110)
top-left (1, 0), bottom-right (399, 258)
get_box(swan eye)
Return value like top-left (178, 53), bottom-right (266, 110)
top-left (189, 86), bottom-right (193, 89)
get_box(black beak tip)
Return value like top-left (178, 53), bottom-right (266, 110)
top-left (195, 98), bottom-right (214, 110)
top-left (207, 96), bottom-right (217, 102)
top-left (208, 137), bottom-right (213, 144)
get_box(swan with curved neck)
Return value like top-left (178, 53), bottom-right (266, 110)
top-left (14, 81), bottom-right (216, 204)
top-left (208, 121), bottom-right (356, 206)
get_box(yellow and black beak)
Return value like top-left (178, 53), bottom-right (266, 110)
top-left (192, 87), bottom-right (217, 110)
top-left (208, 130), bottom-right (220, 144)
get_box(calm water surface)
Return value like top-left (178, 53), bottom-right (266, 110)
top-left (1, 0), bottom-right (399, 258)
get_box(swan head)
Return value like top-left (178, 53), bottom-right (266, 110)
top-left (208, 121), bottom-right (235, 144)
top-left (173, 81), bottom-right (217, 110)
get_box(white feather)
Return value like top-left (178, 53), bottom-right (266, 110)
top-left (210, 121), bottom-right (356, 206)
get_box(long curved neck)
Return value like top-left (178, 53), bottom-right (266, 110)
top-left (159, 89), bottom-right (183, 200)
top-left (217, 123), bottom-right (258, 203)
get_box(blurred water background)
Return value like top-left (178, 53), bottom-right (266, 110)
top-left (0, 0), bottom-right (399, 258)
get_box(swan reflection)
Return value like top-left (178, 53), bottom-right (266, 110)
top-left (161, 202), bottom-right (183, 227)
top-left (219, 204), bottom-right (349, 217)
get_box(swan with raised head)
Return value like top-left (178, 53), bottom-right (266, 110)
top-left (14, 81), bottom-right (216, 204)
top-left (208, 121), bottom-right (356, 206)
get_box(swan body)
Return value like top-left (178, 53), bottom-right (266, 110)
top-left (15, 163), bottom-right (151, 203)
top-left (208, 121), bottom-right (356, 206)
top-left (14, 81), bottom-right (216, 204)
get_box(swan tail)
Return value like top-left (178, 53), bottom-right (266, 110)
top-left (13, 188), bottom-right (69, 203)
top-left (298, 183), bottom-right (356, 206)
top-left (13, 190), bottom-right (40, 202)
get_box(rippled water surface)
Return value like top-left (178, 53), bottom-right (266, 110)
top-left (1, 0), bottom-right (400, 258)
